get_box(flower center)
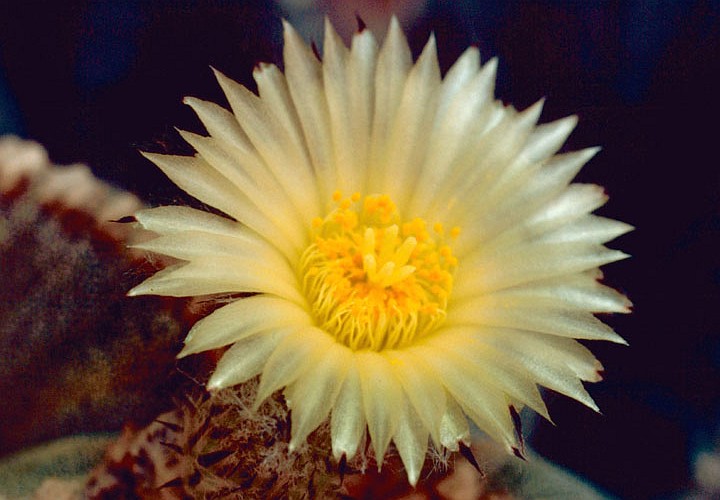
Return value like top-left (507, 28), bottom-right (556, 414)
top-left (300, 192), bottom-right (459, 351)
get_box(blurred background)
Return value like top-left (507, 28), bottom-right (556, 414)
top-left (0, 1), bottom-right (718, 498)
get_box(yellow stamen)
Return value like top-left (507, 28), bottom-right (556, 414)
top-left (301, 193), bottom-right (459, 351)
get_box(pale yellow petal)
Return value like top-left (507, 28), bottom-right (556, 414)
top-left (409, 58), bottom-right (497, 217)
top-left (285, 341), bottom-right (351, 451)
top-left (141, 152), bottom-right (295, 255)
top-left (380, 34), bottom-right (441, 208)
top-left (282, 20), bottom-right (335, 199)
top-left (448, 296), bottom-right (626, 343)
top-left (134, 205), bottom-right (240, 236)
top-left (368, 16), bottom-right (412, 192)
top-left (212, 68), bottom-right (320, 218)
top-left (321, 19), bottom-right (363, 193)
top-left (454, 241), bottom-right (629, 297)
top-left (252, 63), bottom-right (309, 170)
top-left (176, 130), bottom-right (307, 251)
top-left (356, 350), bottom-right (402, 466)
top-left (473, 327), bottom-right (602, 410)
top-left (538, 216), bottom-right (634, 245)
top-left (535, 334), bottom-right (608, 383)
top-left (439, 394), bottom-right (470, 451)
top-left (393, 394), bottom-right (429, 487)
top-left (128, 256), bottom-right (303, 303)
top-left (386, 350), bottom-right (446, 446)
top-left (207, 327), bottom-right (289, 389)
top-left (476, 273), bottom-right (632, 314)
top-left (180, 296), bottom-right (312, 357)
top-left (182, 96), bottom-right (254, 157)
top-left (421, 331), bottom-right (550, 420)
top-left (416, 343), bottom-right (517, 451)
top-left (424, 101), bottom-right (535, 221)
top-left (470, 148), bottom-right (603, 252)
top-left (522, 115), bottom-right (578, 164)
top-left (141, 152), bottom-right (244, 221)
top-left (435, 46), bottom-right (480, 121)
top-left (465, 99), bottom-right (539, 203)
top-left (331, 358), bottom-right (365, 460)
top-left (130, 230), bottom-right (287, 268)
top-left (508, 183), bottom-right (610, 241)
top-left (254, 327), bottom-right (334, 409)
top-left (346, 28), bottom-right (378, 190)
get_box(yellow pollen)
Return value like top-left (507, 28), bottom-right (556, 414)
top-left (301, 193), bottom-right (459, 351)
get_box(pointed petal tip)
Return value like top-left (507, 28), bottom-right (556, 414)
top-left (127, 283), bottom-right (149, 297)
top-left (323, 15), bottom-right (333, 33)
top-left (614, 335), bottom-right (629, 346)
top-left (210, 65), bottom-right (223, 79)
top-left (585, 145), bottom-right (602, 158)
top-left (583, 394), bottom-right (601, 413)
top-left (479, 57), bottom-right (499, 89)
top-left (565, 114), bottom-right (579, 127)
top-left (288, 440), bottom-right (299, 453)
top-left (176, 344), bottom-right (196, 359)
top-left (418, 33), bottom-right (439, 69)
top-left (387, 15), bottom-right (403, 41)
top-left (426, 32), bottom-right (437, 50)
top-left (282, 18), bottom-right (301, 43)
top-left (616, 250), bottom-right (632, 262)
top-left (485, 56), bottom-right (499, 70)
top-left (206, 377), bottom-right (224, 392)
top-left (138, 150), bottom-right (157, 162)
top-left (211, 67), bottom-right (235, 92)
top-left (175, 128), bottom-right (201, 146)
top-left (527, 97), bottom-right (546, 116)
top-left (405, 468), bottom-right (420, 488)
top-left (208, 64), bottom-right (220, 77)
top-left (182, 95), bottom-right (201, 108)
top-left (622, 221), bottom-right (636, 234)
